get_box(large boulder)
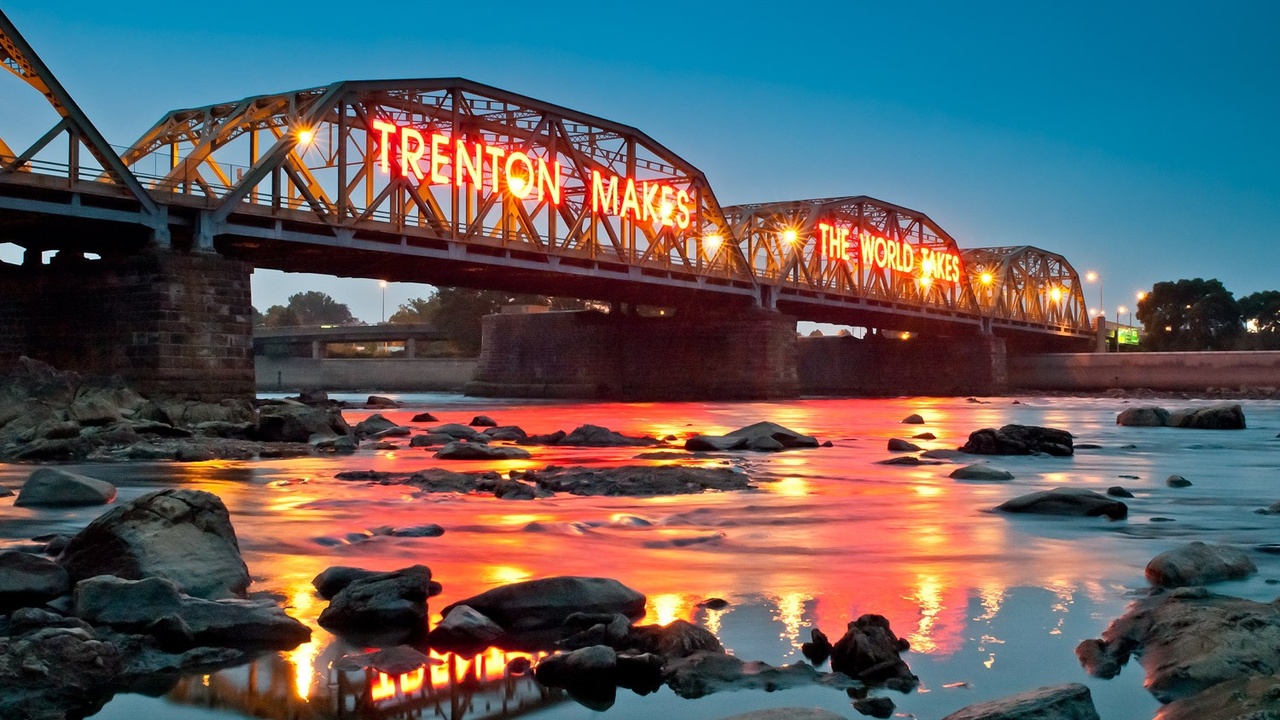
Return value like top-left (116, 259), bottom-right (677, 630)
top-left (1076, 587), bottom-right (1280, 702)
top-left (1145, 542), bottom-right (1256, 587)
top-left (14, 468), bottom-right (116, 507)
top-left (256, 402), bottom-right (352, 442)
top-left (317, 565), bottom-right (436, 635)
top-left (313, 566), bottom-right (381, 600)
top-left (0, 623), bottom-right (121, 720)
top-left (58, 489), bottom-right (250, 599)
top-left (686, 421), bottom-right (818, 452)
top-left (1116, 406), bottom-right (1170, 427)
top-left (950, 464), bottom-right (1014, 481)
top-left (941, 683), bottom-right (1099, 720)
top-left (1167, 403), bottom-right (1246, 429)
top-left (995, 488), bottom-right (1128, 520)
top-left (442, 576), bottom-right (646, 633)
top-left (961, 424), bottom-right (1073, 456)
top-left (559, 424), bottom-right (658, 447)
top-left (427, 604), bottom-right (505, 651)
top-left (1156, 673), bottom-right (1280, 720)
top-left (435, 441), bottom-right (531, 460)
top-left (625, 619), bottom-right (722, 659)
top-left (662, 650), bottom-right (858, 699)
top-left (830, 614), bottom-right (917, 691)
top-left (67, 394), bottom-right (124, 426)
top-left (0, 551), bottom-right (70, 608)
top-left (354, 413), bottom-right (398, 437)
top-left (73, 575), bottom-right (310, 648)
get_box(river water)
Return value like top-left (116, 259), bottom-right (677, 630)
top-left (4, 394), bottom-right (1280, 720)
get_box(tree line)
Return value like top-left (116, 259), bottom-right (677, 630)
top-left (1136, 278), bottom-right (1280, 351)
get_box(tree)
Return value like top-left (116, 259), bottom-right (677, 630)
top-left (284, 291), bottom-right (358, 326)
top-left (1238, 290), bottom-right (1280, 349)
top-left (388, 297), bottom-right (433, 324)
top-left (262, 305), bottom-right (302, 328)
top-left (389, 288), bottom-right (594, 355)
top-left (252, 306), bottom-right (265, 326)
top-left (1136, 278), bottom-right (1241, 351)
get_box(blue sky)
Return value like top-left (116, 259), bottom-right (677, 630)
top-left (3, 1), bottom-right (1277, 324)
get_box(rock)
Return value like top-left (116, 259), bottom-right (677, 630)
top-left (428, 605), bottom-right (505, 651)
top-left (686, 421), bottom-right (818, 452)
top-left (1106, 486), bottom-right (1134, 498)
top-left (409, 433), bottom-right (454, 447)
top-left (913, 432), bottom-right (936, 439)
top-left (256, 402), bottom-right (351, 442)
top-left (334, 645), bottom-right (433, 675)
top-left (877, 456), bottom-right (927, 466)
top-left (800, 628), bottom-right (832, 665)
top-left (372, 425), bottom-right (411, 438)
top-left (58, 488), bottom-right (251, 599)
top-left (559, 424), bottom-right (657, 447)
top-left (663, 650), bottom-right (858, 699)
top-left (995, 488), bottom-right (1128, 520)
top-left (0, 551), bottom-right (70, 608)
top-left (443, 576), bottom-right (646, 633)
top-left (435, 441), bottom-right (531, 460)
top-left (411, 412), bottom-right (439, 422)
top-left (72, 575), bottom-right (310, 649)
top-left (13, 468), bottom-right (116, 507)
top-left (961, 424), bottom-right (1073, 456)
top-left (469, 415), bottom-right (498, 427)
top-left (193, 420), bottom-right (255, 439)
top-left (887, 438), bottom-right (921, 452)
top-left (527, 465), bottom-right (750, 496)
top-left (406, 468), bottom-right (499, 493)
top-left (313, 566), bottom-right (380, 600)
top-left (0, 485), bottom-right (10, 497)
top-left (534, 644), bottom-right (618, 687)
top-left (901, 414), bottom-right (925, 424)
top-left (830, 614), bottom-right (917, 690)
top-left (922, 448), bottom-right (969, 460)
top-left (625, 619), bottom-right (722, 659)
top-left (317, 565), bottom-right (435, 636)
top-left (1145, 541), bottom-right (1256, 587)
top-left (713, 710), bottom-right (848, 720)
top-left (950, 464), bottom-right (1013, 481)
top-left (67, 394), bottom-right (123, 426)
top-left (1077, 587), bottom-right (1280, 702)
top-left (354, 413), bottom-right (397, 436)
top-left (1166, 474), bottom-right (1192, 488)
top-left (1116, 406), bottom-right (1170, 427)
top-left (941, 683), bottom-right (1099, 720)
top-left (1156, 673), bottom-right (1280, 720)
top-left (366, 395), bottom-right (399, 408)
top-left (427, 423), bottom-right (480, 439)
top-left (1257, 500), bottom-right (1280, 515)
top-left (388, 524), bottom-right (445, 538)
top-left (296, 389), bottom-right (329, 405)
top-left (561, 612), bottom-right (632, 650)
top-left (483, 425), bottom-right (529, 441)
top-left (1167, 403), bottom-right (1246, 429)
top-left (853, 696), bottom-right (896, 718)
top-left (698, 597), bottom-right (729, 609)
top-left (0, 623), bottom-right (121, 720)
top-left (494, 480), bottom-right (541, 499)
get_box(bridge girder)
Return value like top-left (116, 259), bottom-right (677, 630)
top-left (962, 245), bottom-right (1089, 332)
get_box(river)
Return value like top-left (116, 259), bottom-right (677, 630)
top-left (4, 394), bottom-right (1279, 720)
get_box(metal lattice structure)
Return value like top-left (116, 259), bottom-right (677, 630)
top-left (116, 79), bottom-right (756, 292)
top-left (962, 246), bottom-right (1089, 330)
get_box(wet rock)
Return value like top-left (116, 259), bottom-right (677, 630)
top-left (686, 421), bottom-right (818, 452)
top-left (901, 414), bottom-right (925, 424)
top-left (830, 614), bottom-right (917, 690)
top-left (354, 413), bottom-right (397, 437)
top-left (365, 395), bottom-right (400, 409)
top-left (0, 551), bottom-right (70, 608)
top-left (625, 619), bottom-right (722, 659)
top-left (1156, 673), bottom-right (1280, 720)
top-left (313, 434), bottom-right (358, 453)
top-left (406, 468), bottom-right (499, 493)
top-left (887, 438), bottom-right (920, 452)
top-left (256, 402), bottom-right (351, 442)
top-left (0, 623), bottom-right (121, 720)
top-left (193, 420), bottom-right (255, 439)
top-left (913, 432), bottom-right (937, 440)
top-left (175, 445), bottom-right (217, 462)
top-left (128, 419), bottom-right (192, 438)
top-left (961, 424), bottom-right (1073, 456)
top-left (483, 425), bottom-right (529, 441)
top-left (1168, 403), bottom-right (1246, 429)
top-left (13, 468), bottom-right (117, 507)
top-left (0, 484), bottom-right (12, 497)
top-left (410, 412), bottom-right (439, 423)
top-left (922, 448), bottom-right (969, 460)
top-left (435, 441), bottom-right (531, 460)
top-left (409, 432), bottom-right (455, 447)
top-left (493, 480), bottom-right (541, 499)
top-left (1166, 474), bottom-right (1192, 488)
top-left (427, 423), bottom-right (481, 439)
top-left (941, 683), bottom-right (1099, 719)
top-left (73, 575), bottom-right (310, 649)
top-left (853, 696), bottom-right (896, 718)
top-left (561, 612), bottom-right (632, 650)
top-left (699, 597), bottom-right (730, 609)
top-left (427, 605), bottom-right (505, 651)
top-left (443, 576), bottom-right (645, 633)
top-left (507, 656), bottom-right (533, 674)
top-left (950, 464), bottom-right (1013, 481)
top-left (334, 645), bottom-right (433, 675)
top-left (1116, 406), bottom-right (1170, 427)
top-left (68, 394), bottom-right (124, 426)
top-left (535, 644), bottom-right (618, 687)
top-left (616, 651), bottom-right (665, 693)
top-left (313, 566), bottom-right (379, 599)
top-left (995, 488), bottom-right (1128, 520)
top-left (58, 488), bottom-right (251, 599)
top-left (1074, 443), bottom-right (1102, 449)
top-left (527, 465), bottom-right (750, 496)
top-left (296, 389), bottom-right (329, 405)
top-left (877, 455), bottom-right (928, 466)
top-left (663, 650), bottom-right (858, 699)
top-left (1106, 486), bottom-right (1134, 498)
top-left (1257, 500), bottom-right (1280, 515)
top-left (469, 415), bottom-right (498, 427)
top-left (388, 524), bottom-right (445, 538)
top-left (372, 425), bottom-right (412, 438)
top-left (801, 628), bottom-right (833, 666)
top-left (714, 709), bottom-right (848, 720)
top-left (1077, 587), bottom-right (1280, 702)
top-left (558, 424), bottom-right (658, 447)
top-left (1145, 542), bottom-right (1256, 587)
top-left (317, 565), bottom-right (436, 636)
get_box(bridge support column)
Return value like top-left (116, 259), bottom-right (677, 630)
top-left (797, 332), bottom-right (1008, 396)
top-left (0, 248), bottom-right (254, 400)
top-left (465, 308), bottom-right (799, 400)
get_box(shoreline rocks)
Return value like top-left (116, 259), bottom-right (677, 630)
top-left (1144, 542), bottom-right (1256, 588)
top-left (13, 468), bottom-right (116, 507)
top-left (1117, 403), bottom-right (1245, 429)
top-left (961, 424), bottom-right (1073, 456)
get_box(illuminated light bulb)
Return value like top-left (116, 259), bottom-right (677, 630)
top-left (979, 272), bottom-right (993, 285)
top-left (1050, 286), bottom-right (1062, 302)
top-left (508, 174), bottom-right (530, 197)
top-left (1085, 271), bottom-right (1098, 282)
top-left (1137, 291), bottom-right (1146, 301)
top-left (782, 229), bottom-right (798, 244)
top-left (296, 128), bottom-right (315, 146)
top-left (659, 201), bottom-right (675, 222)
top-left (919, 277), bottom-right (933, 289)
top-left (703, 234), bottom-right (722, 254)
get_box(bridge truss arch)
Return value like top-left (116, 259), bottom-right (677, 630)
top-left (962, 245), bottom-right (1089, 332)
top-left (117, 79), bottom-right (757, 300)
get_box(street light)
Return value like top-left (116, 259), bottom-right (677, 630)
top-left (1085, 271), bottom-right (1102, 319)
top-left (380, 280), bottom-right (387, 323)
top-left (1117, 305), bottom-right (1128, 325)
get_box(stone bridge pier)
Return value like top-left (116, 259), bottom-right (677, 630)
top-left (797, 332), bottom-right (1008, 396)
top-left (0, 248), bottom-right (254, 400)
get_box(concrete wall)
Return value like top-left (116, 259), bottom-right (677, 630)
top-left (466, 309), bottom-right (799, 400)
top-left (797, 334), bottom-right (1008, 396)
top-left (0, 249), bottom-right (254, 400)
top-left (1010, 351), bottom-right (1280, 391)
top-left (256, 357), bottom-right (478, 392)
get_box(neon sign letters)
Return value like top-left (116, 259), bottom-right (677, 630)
top-left (817, 221), bottom-right (961, 283)
top-left (370, 119), bottom-right (694, 230)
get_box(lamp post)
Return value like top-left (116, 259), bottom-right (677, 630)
top-left (1117, 305), bottom-right (1127, 326)
top-left (379, 280), bottom-right (387, 323)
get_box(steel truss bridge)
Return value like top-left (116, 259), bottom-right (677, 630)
top-left (0, 11), bottom-right (1090, 343)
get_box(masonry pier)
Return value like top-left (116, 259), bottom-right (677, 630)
top-left (796, 333), bottom-right (1008, 396)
